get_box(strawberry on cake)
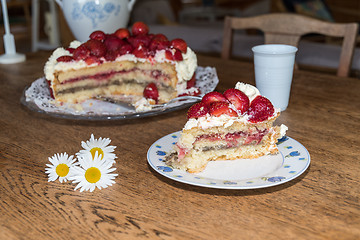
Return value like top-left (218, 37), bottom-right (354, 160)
top-left (44, 22), bottom-right (198, 111)
top-left (165, 82), bottom-right (288, 173)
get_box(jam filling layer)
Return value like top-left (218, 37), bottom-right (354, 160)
top-left (194, 129), bottom-right (269, 150)
top-left (60, 68), bottom-right (170, 85)
top-left (175, 129), bottom-right (269, 160)
top-left (62, 70), bottom-right (121, 84)
top-left (56, 79), bottom-right (174, 95)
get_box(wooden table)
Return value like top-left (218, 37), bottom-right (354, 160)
top-left (1, 52), bottom-right (359, 240)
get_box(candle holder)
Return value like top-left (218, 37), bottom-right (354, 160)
top-left (0, 0), bottom-right (26, 64)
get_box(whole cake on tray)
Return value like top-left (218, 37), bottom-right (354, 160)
top-left (44, 22), bottom-right (198, 110)
top-left (166, 82), bottom-right (288, 173)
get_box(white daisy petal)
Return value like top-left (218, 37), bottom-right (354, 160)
top-left (59, 177), bottom-right (67, 183)
top-left (76, 134), bottom-right (117, 165)
top-left (45, 164), bottom-right (53, 168)
top-left (48, 157), bottom-right (57, 166)
top-left (45, 152), bottom-right (77, 183)
top-left (70, 150), bottom-right (118, 192)
top-left (74, 184), bottom-right (80, 191)
top-left (48, 174), bottom-right (58, 182)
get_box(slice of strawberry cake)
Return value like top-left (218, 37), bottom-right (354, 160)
top-left (44, 22), bottom-right (198, 109)
top-left (165, 82), bottom-right (288, 173)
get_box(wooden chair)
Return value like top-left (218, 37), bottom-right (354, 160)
top-left (221, 13), bottom-right (359, 77)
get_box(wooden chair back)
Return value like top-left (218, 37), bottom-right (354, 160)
top-left (221, 13), bottom-right (359, 77)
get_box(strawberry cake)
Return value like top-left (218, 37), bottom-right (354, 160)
top-left (165, 82), bottom-right (288, 173)
top-left (44, 22), bottom-right (198, 109)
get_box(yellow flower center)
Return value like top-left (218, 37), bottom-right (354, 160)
top-left (90, 147), bottom-right (104, 160)
top-left (85, 167), bottom-right (101, 183)
top-left (56, 163), bottom-right (69, 177)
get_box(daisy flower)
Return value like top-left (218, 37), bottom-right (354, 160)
top-left (76, 134), bottom-right (117, 165)
top-left (45, 152), bottom-right (77, 183)
top-left (70, 151), bottom-right (118, 192)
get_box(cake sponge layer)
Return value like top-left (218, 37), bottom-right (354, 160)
top-left (166, 114), bottom-right (284, 173)
top-left (51, 61), bottom-right (178, 103)
top-left (166, 140), bottom-right (279, 173)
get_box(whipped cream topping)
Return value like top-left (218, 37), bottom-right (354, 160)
top-left (184, 82), bottom-right (282, 131)
top-left (175, 47), bottom-right (198, 93)
top-left (180, 87), bottom-right (199, 96)
top-left (44, 47), bottom-right (72, 82)
top-left (184, 114), bottom-right (249, 130)
top-left (44, 41), bottom-right (198, 92)
top-left (184, 108), bottom-right (280, 130)
top-left (279, 124), bottom-right (288, 138)
top-left (69, 40), bottom-right (82, 49)
top-left (235, 82), bottom-right (260, 101)
top-left (134, 97), bottom-right (154, 112)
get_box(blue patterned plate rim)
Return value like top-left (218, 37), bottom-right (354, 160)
top-left (147, 131), bottom-right (310, 189)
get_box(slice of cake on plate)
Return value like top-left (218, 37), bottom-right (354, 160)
top-left (44, 22), bottom-right (198, 111)
top-left (166, 82), bottom-right (288, 173)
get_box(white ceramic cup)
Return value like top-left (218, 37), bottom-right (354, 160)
top-left (55, 0), bottom-right (137, 42)
top-left (252, 44), bottom-right (298, 111)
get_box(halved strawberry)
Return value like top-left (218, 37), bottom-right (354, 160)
top-left (119, 44), bottom-right (133, 55)
top-left (132, 46), bottom-right (149, 58)
top-left (201, 91), bottom-right (228, 105)
top-left (209, 101), bottom-right (238, 117)
top-left (187, 102), bottom-right (209, 119)
top-left (247, 96), bottom-right (275, 123)
top-left (104, 36), bottom-right (124, 52)
top-left (104, 51), bottom-right (117, 61)
top-left (46, 79), bottom-right (54, 99)
top-left (148, 39), bottom-right (159, 52)
top-left (157, 40), bottom-right (170, 50)
top-left (173, 49), bottom-right (183, 61)
top-left (84, 56), bottom-right (101, 65)
top-left (165, 50), bottom-right (174, 60)
top-left (85, 39), bottom-right (106, 57)
top-left (223, 88), bottom-right (250, 114)
top-left (171, 38), bottom-right (187, 53)
top-left (153, 33), bottom-right (168, 41)
top-left (132, 22), bottom-right (149, 36)
top-left (143, 83), bottom-right (159, 102)
top-left (149, 38), bottom-right (170, 51)
top-left (89, 30), bottom-right (106, 41)
top-left (114, 28), bottom-right (130, 39)
top-left (186, 74), bottom-right (196, 89)
top-left (66, 47), bottom-right (75, 54)
top-left (73, 45), bottom-right (90, 60)
top-left (56, 55), bottom-right (74, 62)
top-left (128, 35), bottom-right (152, 48)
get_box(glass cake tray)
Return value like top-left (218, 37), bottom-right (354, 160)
top-left (21, 66), bottom-right (218, 120)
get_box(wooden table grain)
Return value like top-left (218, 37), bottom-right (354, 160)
top-left (1, 52), bottom-right (359, 240)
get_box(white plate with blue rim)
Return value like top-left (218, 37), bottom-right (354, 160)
top-left (147, 131), bottom-right (310, 189)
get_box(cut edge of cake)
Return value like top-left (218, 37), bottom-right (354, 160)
top-left (165, 82), bottom-right (288, 173)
